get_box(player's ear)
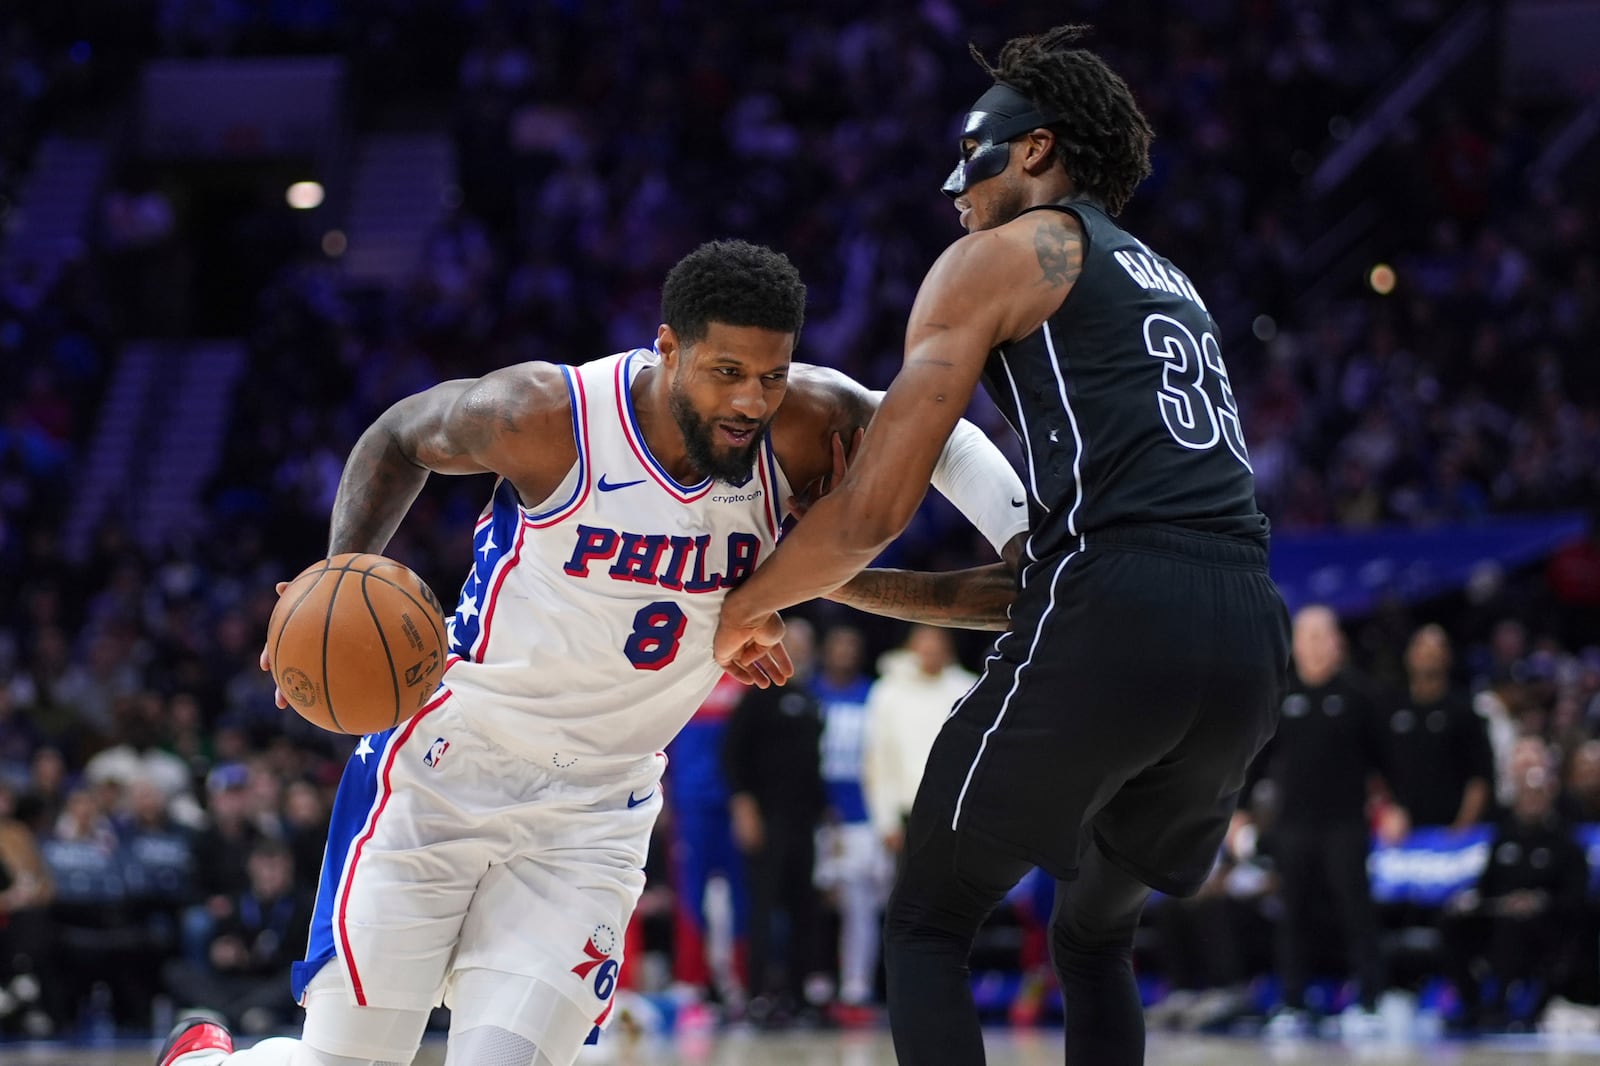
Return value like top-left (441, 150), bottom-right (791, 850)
top-left (656, 324), bottom-right (680, 369)
top-left (1021, 128), bottom-right (1057, 175)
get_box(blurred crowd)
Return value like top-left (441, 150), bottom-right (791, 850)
top-left (1, 0), bottom-right (1598, 1044)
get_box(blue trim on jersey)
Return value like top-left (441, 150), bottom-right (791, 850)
top-left (524, 365), bottom-right (586, 521)
top-left (449, 480), bottom-right (521, 660)
top-left (292, 729), bottom-right (396, 1002)
top-left (760, 435), bottom-right (783, 536)
top-left (623, 350), bottom-right (712, 494)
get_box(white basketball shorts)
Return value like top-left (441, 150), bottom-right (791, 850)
top-left (293, 686), bottom-right (665, 1044)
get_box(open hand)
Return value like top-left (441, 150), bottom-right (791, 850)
top-left (713, 610), bottom-right (793, 688)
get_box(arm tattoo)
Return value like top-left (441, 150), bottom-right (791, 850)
top-left (1034, 223), bottom-right (1084, 287)
top-left (327, 423), bottom-right (431, 556)
top-left (827, 564), bottom-right (1016, 631)
top-left (450, 387), bottom-right (521, 456)
top-left (329, 377), bottom-right (523, 556)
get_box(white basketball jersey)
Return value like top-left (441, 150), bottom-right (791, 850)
top-left (441, 348), bottom-right (792, 770)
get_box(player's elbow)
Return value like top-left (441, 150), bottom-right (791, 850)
top-left (837, 487), bottom-right (914, 556)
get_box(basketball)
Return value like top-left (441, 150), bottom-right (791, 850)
top-left (265, 553), bottom-right (449, 735)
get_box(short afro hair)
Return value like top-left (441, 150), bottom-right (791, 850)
top-left (660, 240), bottom-right (807, 348)
top-left (971, 25), bottom-right (1153, 215)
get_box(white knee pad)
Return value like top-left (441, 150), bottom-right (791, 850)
top-left (443, 1025), bottom-right (550, 1066)
top-left (298, 964), bottom-right (431, 1064)
top-left (446, 968), bottom-right (596, 1066)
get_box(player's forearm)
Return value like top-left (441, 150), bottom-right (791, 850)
top-left (725, 485), bottom-right (911, 623)
top-left (828, 564), bottom-right (1015, 631)
top-left (328, 420), bottom-right (431, 555)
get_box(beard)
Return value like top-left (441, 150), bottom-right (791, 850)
top-left (669, 383), bottom-right (767, 484)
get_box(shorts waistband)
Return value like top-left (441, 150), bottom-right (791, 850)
top-left (1081, 522), bottom-right (1269, 570)
top-left (438, 687), bottom-right (663, 781)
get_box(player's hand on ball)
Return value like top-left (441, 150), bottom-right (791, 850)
top-left (259, 580), bottom-right (291, 709)
top-left (714, 611), bottom-right (792, 688)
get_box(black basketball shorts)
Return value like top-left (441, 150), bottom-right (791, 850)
top-left (921, 522), bottom-right (1291, 897)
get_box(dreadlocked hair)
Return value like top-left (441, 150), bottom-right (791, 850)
top-left (970, 24), bottom-right (1153, 215)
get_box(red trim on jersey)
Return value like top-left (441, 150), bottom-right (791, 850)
top-left (613, 354), bottom-right (714, 503)
top-left (763, 437), bottom-right (787, 535)
top-left (754, 445), bottom-right (778, 540)
top-left (525, 368), bottom-right (593, 528)
top-left (337, 690), bottom-right (449, 1006)
top-left (472, 519), bottom-right (528, 662)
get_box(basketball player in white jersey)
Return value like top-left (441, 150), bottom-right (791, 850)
top-left (159, 240), bottom-right (1028, 1066)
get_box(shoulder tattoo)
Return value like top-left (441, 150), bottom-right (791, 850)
top-left (1033, 223), bottom-right (1084, 287)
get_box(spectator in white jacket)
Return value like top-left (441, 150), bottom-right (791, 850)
top-left (863, 626), bottom-right (978, 855)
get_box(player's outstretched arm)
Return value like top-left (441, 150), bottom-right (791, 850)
top-left (777, 370), bottom-right (1028, 547)
top-left (719, 220), bottom-right (1074, 656)
top-left (769, 369), bottom-right (1027, 630)
top-left (328, 363), bottom-right (573, 556)
top-left (826, 548), bottom-right (1021, 631)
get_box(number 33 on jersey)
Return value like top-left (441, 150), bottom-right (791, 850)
top-left (982, 201), bottom-right (1263, 562)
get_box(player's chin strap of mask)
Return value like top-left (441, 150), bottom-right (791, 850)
top-left (942, 82), bottom-right (1061, 199)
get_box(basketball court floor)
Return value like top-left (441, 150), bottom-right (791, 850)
top-left (12, 1031), bottom-right (1600, 1065)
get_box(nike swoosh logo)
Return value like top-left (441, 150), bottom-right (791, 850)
top-left (626, 790), bottom-right (655, 808)
top-left (1011, 497), bottom-right (1026, 507)
top-left (598, 475), bottom-right (647, 492)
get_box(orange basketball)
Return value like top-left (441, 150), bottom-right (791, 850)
top-left (265, 553), bottom-right (449, 735)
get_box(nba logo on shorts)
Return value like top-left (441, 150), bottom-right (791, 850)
top-left (423, 737), bottom-right (450, 768)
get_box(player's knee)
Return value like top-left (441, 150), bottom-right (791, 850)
top-left (883, 892), bottom-right (970, 957)
top-left (882, 885), bottom-right (924, 947)
top-left (299, 968), bottom-right (431, 1064)
top-left (447, 968), bottom-right (599, 1066)
top-left (442, 1025), bottom-right (540, 1066)
top-left (1050, 909), bottom-right (1135, 965)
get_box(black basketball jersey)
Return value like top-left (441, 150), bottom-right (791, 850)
top-left (982, 200), bottom-right (1267, 560)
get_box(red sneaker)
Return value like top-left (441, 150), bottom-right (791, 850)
top-left (156, 1016), bottom-right (234, 1065)
top-left (828, 1001), bottom-right (879, 1029)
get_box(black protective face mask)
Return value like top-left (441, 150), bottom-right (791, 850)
top-left (941, 82), bottom-right (1059, 199)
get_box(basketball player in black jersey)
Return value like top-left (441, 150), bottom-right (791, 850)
top-left (716, 25), bottom-right (1291, 1065)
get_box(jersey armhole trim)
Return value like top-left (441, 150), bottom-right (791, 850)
top-left (524, 365), bottom-right (592, 527)
top-left (617, 350), bottom-right (715, 502)
top-left (757, 435), bottom-right (783, 539)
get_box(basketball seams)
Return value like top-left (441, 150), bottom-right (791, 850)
top-left (273, 553), bottom-right (447, 735)
top-left (321, 560), bottom-right (447, 642)
top-left (358, 568), bottom-right (448, 660)
top-left (358, 571), bottom-right (403, 730)
top-left (319, 568), bottom-right (349, 733)
top-left (270, 557), bottom-right (334, 692)
top-left (345, 562), bottom-right (449, 683)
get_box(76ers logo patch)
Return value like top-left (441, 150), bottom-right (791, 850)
top-left (572, 924), bottom-right (621, 1024)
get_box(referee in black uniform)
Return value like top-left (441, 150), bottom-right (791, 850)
top-left (715, 24), bottom-right (1290, 1066)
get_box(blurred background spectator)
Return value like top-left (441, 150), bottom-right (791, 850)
top-left (723, 618), bottom-right (828, 1028)
top-left (862, 626), bottom-right (976, 863)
